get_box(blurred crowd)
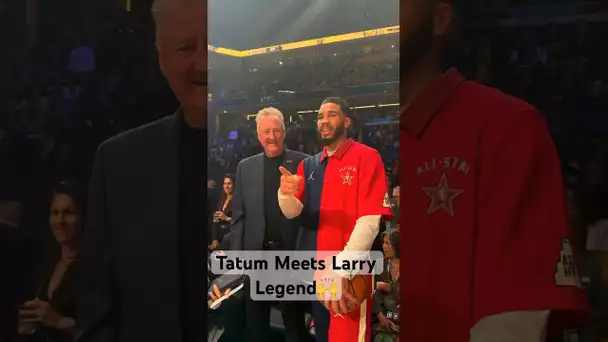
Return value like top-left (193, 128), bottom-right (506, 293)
top-left (209, 44), bottom-right (398, 107)
top-left (0, 27), bottom-right (174, 222)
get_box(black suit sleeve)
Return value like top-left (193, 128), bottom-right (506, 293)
top-left (207, 189), bottom-right (219, 243)
top-left (221, 160), bottom-right (245, 250)
top-left (74, 143), bottom-right (120, 342)
top-left (210, 196), bottom-right (219, 243)
top-left (0, 223), bottom-right (22, 342)
top-left (211, 222), bottom-right (219, 243)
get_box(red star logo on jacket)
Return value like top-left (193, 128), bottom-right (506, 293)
top-left (422, 173), bottom-right (463, 217)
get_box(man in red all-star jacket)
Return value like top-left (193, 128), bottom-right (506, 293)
top-left (399, 1), bottom-right (589, 342)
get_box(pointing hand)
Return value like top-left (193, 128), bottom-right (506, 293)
top-left (279, 166), bottom-right (302, 196)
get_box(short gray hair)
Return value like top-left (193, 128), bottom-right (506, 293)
top-left (151, 0), bottom-right (168, 24)
top-left (255, 107), bottom-right (285, 130)
top-left (151, 0), bottom-right (201, 25)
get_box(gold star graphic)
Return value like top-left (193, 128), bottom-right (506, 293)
top-left (342, 171), bottom-right (354, 185)
top-left (422, 173), bottom-right (463, 217)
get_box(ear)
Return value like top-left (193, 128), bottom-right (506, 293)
top-left (344, 117), bottom-right (352, 130)
top-left (434, 3), bottom-right (453, 38)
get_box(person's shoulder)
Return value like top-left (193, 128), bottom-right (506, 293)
top-left (460, 81), bottom-right (542, 126)
top-left (237, 153), bottom-right (263, 168)
top-left (286, 149), bottom-right (309, 162)
top-left (98, 115), bottom-right (174, 154)
top-left (302, 151), bottom-right (323, 164)
top-left (351, 141), bottom-right (382, 159)
top-left (459, 82), bottom-right (551, 152)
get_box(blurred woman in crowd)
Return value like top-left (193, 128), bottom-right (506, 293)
top-left (210, 173), bottom-right (234, 249)
top-left (18, 180), bottom-right (86, 342)
top-left (373, 229), bottom-right (400, 342)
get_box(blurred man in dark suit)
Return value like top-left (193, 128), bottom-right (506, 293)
top-left (0, 200), bottom-right (28, 342)
top-left (75, 1), bottom-right (207, 342)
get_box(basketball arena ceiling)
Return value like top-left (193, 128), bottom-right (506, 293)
top-left (209, 0), bottom-right (399, 51)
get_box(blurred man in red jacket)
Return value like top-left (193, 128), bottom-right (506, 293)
top-left (399, 1), bottom-right (589, 341)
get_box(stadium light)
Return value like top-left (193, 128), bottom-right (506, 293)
top-left (208, 25), bottom-right (399, 58)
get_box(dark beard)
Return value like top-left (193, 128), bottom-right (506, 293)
top-left (400, 18), bottom-right (435, 77)
top-left (319, 121), bottom-right (346, 146)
